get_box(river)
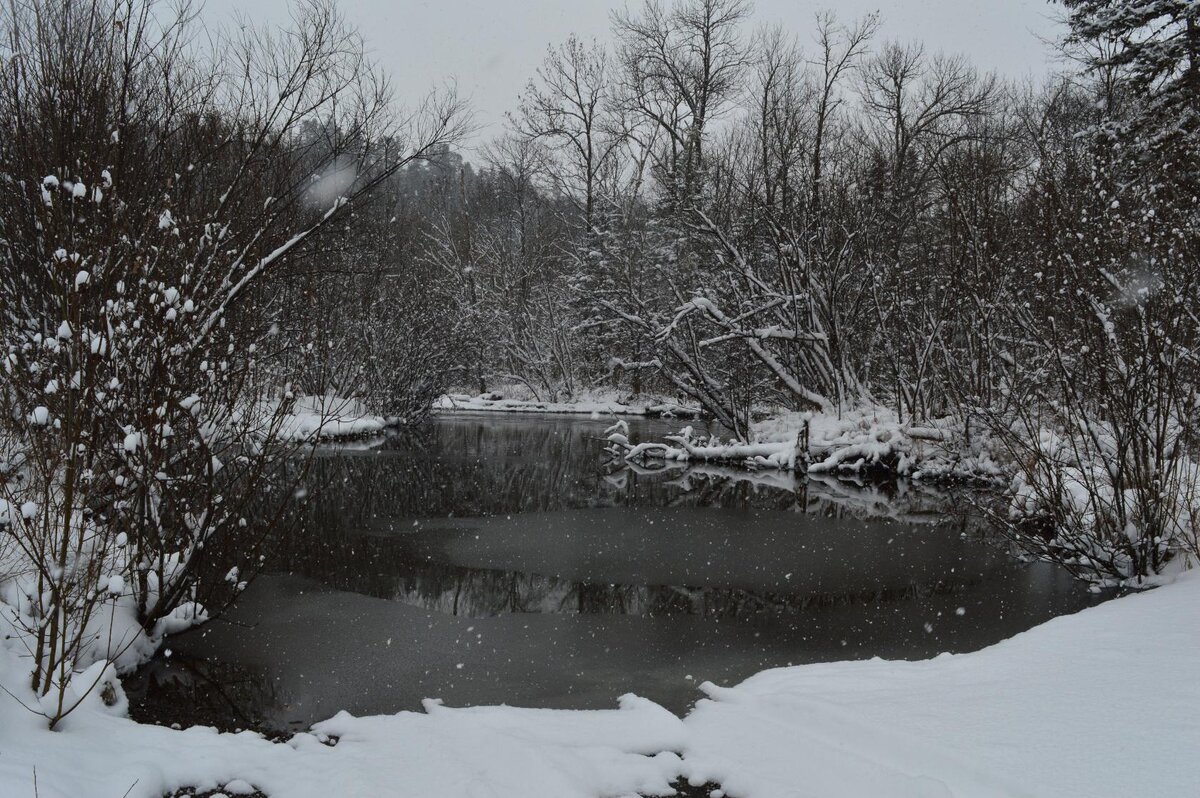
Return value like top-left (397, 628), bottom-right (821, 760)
top-left (127, 412), bottom-right (1101, 734)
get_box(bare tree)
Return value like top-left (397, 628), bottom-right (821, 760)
top-left (515, 36), bottom-right (620, 228)
top-left (613, 0), bottom-right (751, 185)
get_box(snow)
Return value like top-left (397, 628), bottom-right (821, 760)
top-left (223, 778), bottom-right (257, 794)
top-left (680, 570), bottom-right (1200, 798)
top-left (0, 678), bottom-right (683, 798)
top-left (273, 395), bottom-right (391, 442)
top-left (152, 602), bottom-right (209, 638)
top-left (608, 406), bottom-right (1002, 481)
top-left (435, 391), bottom-right (699, 418)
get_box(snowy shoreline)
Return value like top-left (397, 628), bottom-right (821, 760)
top-left (435, 395), bottom-right (1003, 483)
top-left (2, 571), bottom-right (1196, 797)
top-left (606, 406), bottom-right (1005, 483)
top-left (274, 396), bottom-right (396, 442)
top-left (434, 392), bottom-right (702, 418)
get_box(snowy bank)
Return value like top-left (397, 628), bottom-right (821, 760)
top-left (273, 396), bottom-right (391, 442)
top-left (681, 572), bottom-right (1200, 798)
top-left (435, 391), bottom-right (700, 418)
top-left (0, 682), bottom-right (684, 798)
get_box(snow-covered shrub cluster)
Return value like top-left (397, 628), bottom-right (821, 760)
top-left (0, 0), bottom-right (466, 727)
top-left (1006, 425), bottom-right (1200, 585)
top-left (272, 396), bottom-right (390, 441)
top-left (992, 301), bottom-right (1200, 585)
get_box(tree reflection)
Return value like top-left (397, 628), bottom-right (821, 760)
top-left (391, 564), bottom-right (982, 620)
top-left (126, 654), bottom-right (288, 734)
top-left (261, 415), bottom-right (997, 620)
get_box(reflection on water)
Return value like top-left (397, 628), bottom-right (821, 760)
top-left (388, 560), bottom-right (983, 620)
top-left (126, 412), bottom-right (1102, 733)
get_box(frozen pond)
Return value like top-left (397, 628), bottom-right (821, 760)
top-left (127, 413), bottom-right (1102, 733)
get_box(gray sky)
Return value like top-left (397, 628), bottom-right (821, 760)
top-left (206, 0), bottom-right (1065, 148)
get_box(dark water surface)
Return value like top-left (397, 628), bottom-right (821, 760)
top-left (127, 412), bottom-right (1101, 733)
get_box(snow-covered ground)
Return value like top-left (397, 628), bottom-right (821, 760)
top-left (681, 570), bottom-right (1200, 797)
top-left (2, 571), bottom-right (1197, 797)
top-left (0, 683), bottom-right (683, 798)
top-left (435, 390), bottom-right (700, 418)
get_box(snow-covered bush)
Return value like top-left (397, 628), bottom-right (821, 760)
top-left (1004, 417), bottom-right (1200, 585)
top-left (0, 0), bottom-right (465, 727)
top-left (277, 268), bottom-right (465, 424)
top-left (0, 429), bottom-right (147, 728)
top-left (982, 153), bottom-right (1200, 583)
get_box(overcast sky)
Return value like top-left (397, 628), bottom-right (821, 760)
top-left (204, 0), bottom-right (1065, 149)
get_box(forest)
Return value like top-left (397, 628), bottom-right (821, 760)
top-left (0, 0), bottom-right (1197, 754)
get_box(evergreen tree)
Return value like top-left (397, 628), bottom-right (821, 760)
top-left (1059, 1), bottom-right (1200, 155)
